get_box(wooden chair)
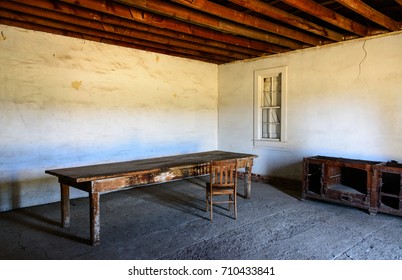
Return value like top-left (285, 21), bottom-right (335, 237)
top-left (206, 159), bottom-right (238, 221)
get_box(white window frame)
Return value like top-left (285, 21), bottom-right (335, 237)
top-left (253, 66), bottom-right (287, 149)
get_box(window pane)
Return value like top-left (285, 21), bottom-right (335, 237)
top-left (270, 123), bottom-right (281, 139)
top-left (262, 108), bottom-right (268, 123)
top-left (262, 74), bottom-right (281, 107)
top-left (262, 123), bottom-right (269, 138)
top-left (270, 108), bottom-right (281, 124)
top-left (272, 74), bottom-right (281, 106)
top-left (261, 74), bottom-right (281, 140)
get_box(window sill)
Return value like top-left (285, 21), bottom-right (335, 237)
top-left (253, 139), bottom-right (287, 150)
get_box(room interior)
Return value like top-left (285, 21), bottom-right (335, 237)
top-left (0, 0), bottom-right (402, 260)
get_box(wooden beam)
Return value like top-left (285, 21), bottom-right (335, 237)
top-left (101, 14), bottom-right (265, 58)
top-left (0, 17), bottom-right (228, 64)
top-left (281, 0), bottom-right (368, 36)
top-left (229, 0), bottom-right (344, 41)
top-left (335, 0), bottom-right (400, 31)
top-left (170, 0), bottom-right (323, 46)
top-left (0, 9), bottom-right (231, 64)
top-left (114, 0), bottom-right (304, 49)
top-left (2, 1), bottom-right (251, 61)
top-left (58, 0), bottom-right (282, 54)
top-left (53, 0), bottom-right (267, 56)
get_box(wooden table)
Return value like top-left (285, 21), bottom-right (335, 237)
top-left (45, 150), bottom-right (257, 245)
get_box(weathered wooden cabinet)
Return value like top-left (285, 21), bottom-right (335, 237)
top-left (303, 156), bottom-right (402, 217)
top-left (372, 162), bottom-right (402, 216)
top-left (302, 156), bottom-right (381, 214)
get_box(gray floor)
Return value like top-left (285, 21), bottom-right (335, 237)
top-left (1, 178), bottom-right (402, 260)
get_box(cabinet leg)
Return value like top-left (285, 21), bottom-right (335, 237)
top-left (368, 207), bottom-right (378, 216)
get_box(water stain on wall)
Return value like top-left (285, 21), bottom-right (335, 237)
top-left (58, 54), bottom-right (73, 60)
top-left (71, 80), bottom-right (82, 90)
top-left (0, 31), bottom-right (6, 41)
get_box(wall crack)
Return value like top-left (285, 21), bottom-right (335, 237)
top-left (358, 40), bottom-right (367, 79)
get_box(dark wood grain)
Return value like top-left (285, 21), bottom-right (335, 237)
top-left (45, 150), bottom-right (257, 183)
top-left (45, 150), bottom-right (257, 245)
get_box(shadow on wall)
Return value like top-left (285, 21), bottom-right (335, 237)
top-left (0, 141), bottom-right (202, 212)
top-left (259, 160), bottom-right (304, 200)
top-left (0, 176), bottom-right (61, 212)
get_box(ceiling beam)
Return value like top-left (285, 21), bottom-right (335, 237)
top-left (170, 0), bottom-right (323, 46)
top-left (113, 0), bottom-right (304, 49)
top-left (1, 0), bottom-right (399, 64)
top-left (229, 0), bottom-right (344, 41)
top-left (58, 0), bottom-right (282, 54)
top-left (281, 0), bottom-right (368, 36)
top-left (335, 0), bottom-right (401, 31)
top-left (10, 0), bottom-right (254, 60)
top-left (0, 7), bottom-right (233, 63)
top-left (0, 17), bottom-right (227, 64)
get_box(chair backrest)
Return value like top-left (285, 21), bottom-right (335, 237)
top-left (209, 159), bottom-right (238, 188)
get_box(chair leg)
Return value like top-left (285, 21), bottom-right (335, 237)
top-left (210, 194), bottom-right (213, 221)
top-left (206, 191), bottom-right (208, 212)
top-left (234, 192), bottom-right (237, 220)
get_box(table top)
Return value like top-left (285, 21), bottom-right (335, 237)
top-left (45, 150), bottom-right (257, 183)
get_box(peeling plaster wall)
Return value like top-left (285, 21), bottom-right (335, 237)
top-left (218, 31), bottom-right (402, 181)
top-left (0, 25), bottom-right (218, 212)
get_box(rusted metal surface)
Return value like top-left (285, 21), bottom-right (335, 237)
top-left (46, 150), bottom-right (257, 245)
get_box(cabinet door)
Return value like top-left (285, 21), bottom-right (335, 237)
top-left (378, 171), bottom-right (402, 215)
top-left (303, 160), bottom-right (323, 197)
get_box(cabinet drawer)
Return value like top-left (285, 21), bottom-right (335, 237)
top-left (324, 189), bottom-right (369, 208)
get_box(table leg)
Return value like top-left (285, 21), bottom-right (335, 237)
top-left (244, 160), bottom-right (253, 199)
top-left (60, 183), bottom-right (70, 228)
top-left (90, 192), bottom-right (100, 246)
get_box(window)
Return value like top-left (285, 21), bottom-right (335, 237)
top-left (253, 66), bottom-right (287, 149)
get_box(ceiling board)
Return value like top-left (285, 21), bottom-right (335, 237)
top-left (0, 0), bottom-right (400, 64)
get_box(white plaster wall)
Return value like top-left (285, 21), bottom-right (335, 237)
top-left (218, 31), bottom-right (402, 181)
top-left (0, 25), bottom-right (218, 212)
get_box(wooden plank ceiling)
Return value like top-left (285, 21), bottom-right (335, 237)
top-left (0, 0), bottom-right (401, 64)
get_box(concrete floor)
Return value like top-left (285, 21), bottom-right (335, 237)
top-left (1, 178), bottom-right (402, 260)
